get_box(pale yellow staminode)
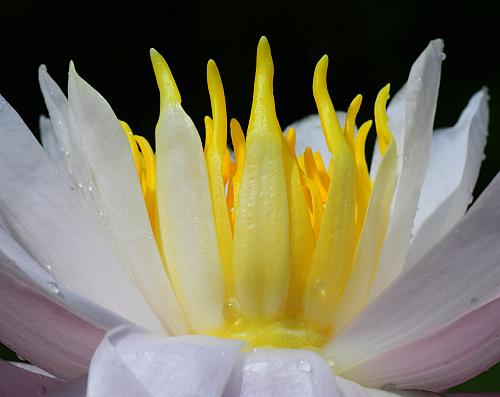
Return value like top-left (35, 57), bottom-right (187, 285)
top-left (120, 37), bottom-right (397, 348)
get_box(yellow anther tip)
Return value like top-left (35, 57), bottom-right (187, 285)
top-left (150, 48), bottom-right (181, 106)
top-left (256, 36), bottom-right (273, 67)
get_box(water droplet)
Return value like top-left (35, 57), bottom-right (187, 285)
top-left (223, 298), bottom-right (242, 323)
top-left (470, 297), bottom-right (478, 304)
top-left (440, 52), bottom-right (447, 61)
top-left (325, 355), bottom-right (335, 369)
top-left (315, 279), bottom-right (326, 297)
top-left (88, 183), bottom-right (93, 192)
top-left (296, 359), bottom-right (312, 372)
top-left (16, 353), bottom-right (26, 361)
top-left (98, 210), bottom-right (104, 217)
top-left (47, 281), bottom-right (60, 294)
top-left (78, 182), bottom-right (83, 189)
top-left (65, 151), bottom-right (69, 157)
top-left (147, 236), bottom-right (153, 241)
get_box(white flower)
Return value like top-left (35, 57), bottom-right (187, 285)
top-left (0, 37), bottom-right (497, 397)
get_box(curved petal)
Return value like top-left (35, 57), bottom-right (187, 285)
top-left (325, 172), bottom-right (500, 389)
top-left (369, 39), bottom-right (444, 300)
top-left (284, 112), bottom-right (347, 160)
top-left (223, 348), bottom-right (338, 397)
top-left (0, 360), bottom-right (66, 396)
top-left (0, 227), bottom-right (116, 379)
top-left (66, 64), bottom-right (187, 334)
top-left (339, 296), bottom-right (500, 391)
top-left (406, 89), bottom-right (489, 267)
top-left (85, 325), bottom-right (242, 397)
top-left (0, 95), bottom-right (162, 332)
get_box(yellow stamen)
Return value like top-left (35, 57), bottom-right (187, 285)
top-left (302, 55), bottom-right (356, 332)
top-left (232, 36), bottom-right (290, 320)
top-left (204, 61), bottom-right (234, 298)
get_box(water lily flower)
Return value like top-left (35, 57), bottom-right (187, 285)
top-left (0, 36), bottom-right (497, 397)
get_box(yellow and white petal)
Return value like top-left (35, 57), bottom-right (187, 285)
top-left (335, 137), bottom-right (397, 332)
top-left (151, 49), bottom-right (224, 332)
top-left (369, 39), bottom-right (444, 301)
top-left (0, 95), bottom-right (163, 333)
top-left (301, 55), bottom-right (356, 329)
top-left (232, 37), bottom-right (290, 319)
top-left (67, 64), bottom-right (188, 335)
top-left (406, 89), bottom-right (489, 267)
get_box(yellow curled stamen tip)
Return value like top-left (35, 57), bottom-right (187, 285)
top-left (150, 48), bottom-right (181, 106)
top-left (207, 59), bottom-right (221, 85)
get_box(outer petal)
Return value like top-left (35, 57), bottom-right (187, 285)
top-left (406, 89), bottom-right (489, 267)
top-left (0, 360), bottom-right (65, 396)
top-left (285, 112), bottom-right (347, 160)
top-left (84, 325), bottom-right (242, 397)
top-left (66, 64), bottom-right (187, 334)
top-left (325, 172), bottom-right (500, 390)
top-left (369, 39), bottom-right (444, 300)
top-left (39, 115), bottom-right (68, 180)
top-left (223, 348), bottom-right (339, 397)
top-left (0, 226), bottom-right (116, 379)
top-left (0, 95), bottom-right (162, 332)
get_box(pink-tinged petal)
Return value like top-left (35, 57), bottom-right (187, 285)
top-left (407, 89), bottom-right (489, 267)
top-left (0, 95), bottom-right (163, 332)
top-left (84, 325), bottom-right (242, 397)
top-left (326, 172), bottom-right (500, 388)
top-left (369, 40), bottom-right (444, 300)
top-left (0, 264), bottom-right (104, 380)
top-left (340, 297), bottom-right (500, 391)
top-left (0, 224), bottom-right (140, 379)
top-left (0, 360), bottom-right (66, 396)
top-left (224, 348), bottom-right (338, 397)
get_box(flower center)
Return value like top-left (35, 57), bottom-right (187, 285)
top-left (122, 37), bottom-right (395, 349)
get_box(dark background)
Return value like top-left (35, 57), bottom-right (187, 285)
top-left (1, 0), bottom-right (499, 391)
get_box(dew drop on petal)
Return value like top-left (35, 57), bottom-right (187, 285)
top-left (223, 298), bottom-right (242, 323)
top-left (296, 359), bottom-right (312, 372)
top-left (324, 355), bottom-right (335, 369)
top-left (47, 281), bottom-right (60, 294)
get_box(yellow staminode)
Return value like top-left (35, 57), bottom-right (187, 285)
top-left (123, 37), bottom-right (396, 348)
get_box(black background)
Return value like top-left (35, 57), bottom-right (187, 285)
top-left (2, 0), bottom-right (499, 196)
top-left (1, 0), bottom-right (500, 390)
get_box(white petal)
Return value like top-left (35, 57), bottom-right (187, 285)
top-left (85, 325), bottom-right (242, 397)
top-left (39, 115), bottom-right (68, 180)
top-left (224, 348), bottom-right (338, 397)
top-left (0, 95), bottom-right (162, 332)
top-left (67, 64), bottom-right (187, 335)
top-left (325, 172), bottom-right (500, 388)
top-left (155, 95), bottom-right (224, 332)
top-left (0, 360), bottom-right (65, 396)
top-left (369, 39), bottom-right (444, 300)
top-left (406, 89), bottom-right (489, 267)
top-left (334, 376), bottom-right (414, 397)
top-left (285, 112), bottom-right (347, 159)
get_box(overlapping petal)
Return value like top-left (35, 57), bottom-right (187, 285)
top-left (407, 89), bottom-right (489, 267)
top-left (369, 39), bottom-right (444, 300)
top-left (325, 172), bottom-right (500, 390)
top-left (0, 95), bottom-right (162, 332)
